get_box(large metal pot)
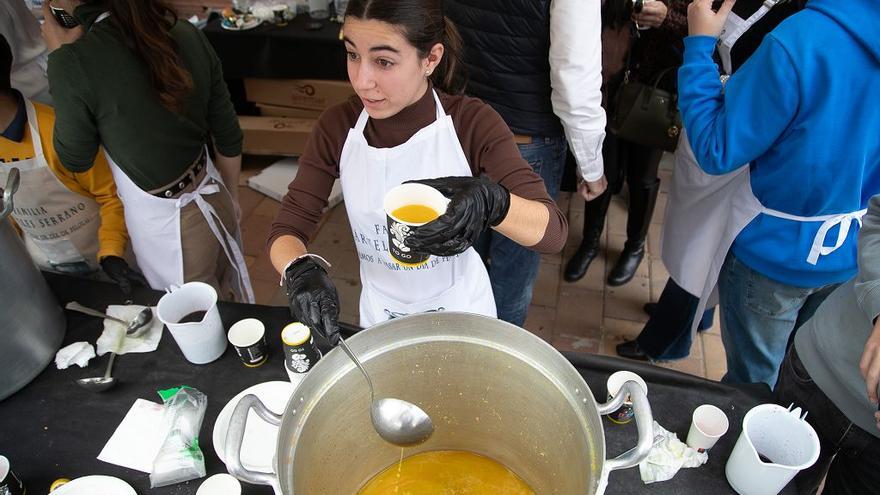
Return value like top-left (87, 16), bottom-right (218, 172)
top-left (0, 169), bottom-right (66, 400)
top-left (226, 312), bottom-right (653, 494)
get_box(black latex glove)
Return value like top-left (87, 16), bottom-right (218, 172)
top-left (405, 176), bottom-right (511, 257)
top-left (100, 255), bottom-right (148, 297)
top-left (285, 257), bottom-right (341, 346)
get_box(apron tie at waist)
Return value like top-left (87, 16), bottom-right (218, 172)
top-left (762, 208), bottom-right (868, 265)
top-left (176, 182), bottom-right (256, 303)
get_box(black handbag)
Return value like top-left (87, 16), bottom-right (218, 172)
top-left (609, 67), bottom-right (682, 152)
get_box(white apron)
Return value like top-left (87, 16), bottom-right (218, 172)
top-left (339, 90), bottom-right (496, 327)
top-left (107, 151), bottom-right (255, 303)
top-left (660, 6), bottom-right (866, 334)
top-left (0, 99), bottom-right (101, 273)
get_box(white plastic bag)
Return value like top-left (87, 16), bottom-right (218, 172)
top-left (149, 387), bottom-right (208, 488)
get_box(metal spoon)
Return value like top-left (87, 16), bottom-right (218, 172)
top-left (76, 351), bottom-right (118, 392)
top-left (336, 337), bottom-right (434, 446)
top-left (65, 302), bottom-right (153, 337)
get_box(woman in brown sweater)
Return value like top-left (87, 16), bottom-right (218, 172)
top-left (268, 0), bottom-right (567, 344)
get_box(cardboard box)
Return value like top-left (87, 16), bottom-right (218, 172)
top-left (257, 103), bottom-right (324, 120)
top-left (245, 79), bottom-right (355, 111)
top-left (239, 116), bottom-right (316, 156)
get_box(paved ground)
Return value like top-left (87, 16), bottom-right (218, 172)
top-left (237, 153), bottom-right (727, 381)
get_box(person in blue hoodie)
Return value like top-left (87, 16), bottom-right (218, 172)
top-left (668, 0), bottom-right (880, 388)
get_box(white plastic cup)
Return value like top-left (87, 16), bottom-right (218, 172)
top-left (196, 473), bottom-right (241, 495)
top-left (606, 371), bottom-right (648, 424)
top-left (157, 282), bottom-right (226, 364)
top-left (383, 183), bottom-right (450, 267)
top-left (308, 0), bottom-right (329, 19)
top-left (725, 404), bottom-right (821, 495)
top-left (686, 404), bottom-right (729, 452)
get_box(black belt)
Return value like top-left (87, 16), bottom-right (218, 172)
top-left (149, 150), bottom-right (207, 198)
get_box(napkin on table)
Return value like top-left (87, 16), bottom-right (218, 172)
top-left (54, 341), bottom-right (96, 369)
top-left (95, 304), bottom-right (163, 355)
top-left (638, 420), bottom-right (708, 484)
top-left (98, 398), bottom-right (167, 473)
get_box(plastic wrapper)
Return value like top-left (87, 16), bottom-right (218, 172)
top-left (149, 386), bottom-right (208, 488)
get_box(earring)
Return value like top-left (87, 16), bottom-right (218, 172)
top-left (425, 69), bottom-right (432, 76)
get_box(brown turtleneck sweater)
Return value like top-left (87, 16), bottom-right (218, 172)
top-left (268, 87), bottom-right (566, 254)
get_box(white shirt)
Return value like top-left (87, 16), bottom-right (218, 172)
top-left (1, 0), bottom-right (52, 105)
top-left (549, 0), bottom-right (605, 182)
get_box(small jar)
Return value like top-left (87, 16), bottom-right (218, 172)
top-left (281, 322), bottom-right (322, 382)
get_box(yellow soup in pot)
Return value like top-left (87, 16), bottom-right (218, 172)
top-left (391, 205), bottom-right (441, 224)
top-left (358, 450), bottom-right (535, 495)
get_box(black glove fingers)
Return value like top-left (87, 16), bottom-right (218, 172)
top-left (128, 268), bottom-right (149, 287)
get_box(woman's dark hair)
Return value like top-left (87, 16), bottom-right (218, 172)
top-left (0, 35), bottom-right (12, 92)
top-left (345, 0), bottom-right (466, 94)
top-left (88, 0), bottom-right (193, 113)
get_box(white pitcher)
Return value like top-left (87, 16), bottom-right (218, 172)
top-left (725, 404), bottom-right (821, 495)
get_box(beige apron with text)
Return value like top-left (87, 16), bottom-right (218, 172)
top-left (0, 99), bottom-right (101, 273)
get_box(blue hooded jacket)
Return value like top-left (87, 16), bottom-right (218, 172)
top-left (678, 0), bottom-right (880, 287)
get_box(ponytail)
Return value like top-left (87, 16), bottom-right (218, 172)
top-left (431, 17), bottom-right (466, 95)
top-left (92, 0), bottom-right (193, 113)
top-left (346, 0), bottom-right (468, 94)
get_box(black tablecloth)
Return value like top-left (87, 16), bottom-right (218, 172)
top-left (0, 273), bottom-right (794, 494)
top-left (202, 16), bottom-right (347, 81)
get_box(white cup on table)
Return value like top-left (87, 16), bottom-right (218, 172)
top-left (686, 404), bottom-right (729, 452)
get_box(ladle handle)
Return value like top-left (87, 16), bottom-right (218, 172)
top-left (225, 394), bottom-right (283, 489)
top-left (65, 301), bottom-right (129, 325)
top-left (598, 381), bottom-right (654, 471)
top-left (337, 337), bottom-right (375, 401)
top-left (103, 352), bottom-right (116, 379)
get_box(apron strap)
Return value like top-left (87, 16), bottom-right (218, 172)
top-left (763, 207), bottom-right (868, 265)
top-left (177, 183), bottom-right (256, 303)
top-left (23, 99), bottom-right (45, 163)
top-left (718, 0), bottom-right (783, 75)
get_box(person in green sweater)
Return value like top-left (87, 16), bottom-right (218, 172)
top-left (775, 193), bottom-right (880, 494)
top-left (40, 0), bottom-right (253, 302)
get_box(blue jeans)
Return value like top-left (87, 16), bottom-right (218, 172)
top-left (475, 136), bottom-right (567, 326)
top-left (718, 253), bottom-right (838, 388)
top-left (637, 278), bottom-right (715, 360)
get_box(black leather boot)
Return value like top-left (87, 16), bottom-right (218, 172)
top-left (607, 180), bottom-right (660, 286)
top-left (564, 191), bottom-right (612, 282)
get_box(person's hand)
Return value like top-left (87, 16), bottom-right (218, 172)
top-left (404, 176), bottom-right (511, 257)
top-left (688, 0), bottom-right (736, 37)
top-left (579, 175), bottom-right (608, 201)
top-left (859, 318), bottom-right (880, 430)
top-left (284, 256), bottom-right (340, 345)
top-left (633, 0), bottom-right (668, 28)
top-left (41, 2), bottom-right (84, 52)
top-left (100, 255), bottom-right (148, 297)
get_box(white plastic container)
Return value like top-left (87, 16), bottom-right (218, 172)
top-left (725, 404), bottom-right (820, 495)
top-left (157, 282), bottom-right (226, 364)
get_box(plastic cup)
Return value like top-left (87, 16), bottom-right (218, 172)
top-left (157, 282), bottom-right (226, 364)
top-left (686, 404), bottom-right (729, 452)
top-left (308, 0), bottom-right (329, 19)
top-left (383, 183), bottom-right (449, 267)
top-left (606, 371), bottom-right (648, 424)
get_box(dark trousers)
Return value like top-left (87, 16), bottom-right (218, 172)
top-left (774, 347), bottom-right (880, 494)
top-left (636, 278), bottom-right (715, 360)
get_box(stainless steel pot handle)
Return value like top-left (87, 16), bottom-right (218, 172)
top-left (597, 380), bottom-right (654, 471)
top-left (225, 394), bottom-right (284, 488)
top-left (1, 168), bottom-right (20, 221)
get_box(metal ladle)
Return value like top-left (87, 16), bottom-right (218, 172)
top-left (65, 302), bottom-right (153, 338)
top-left (67, 303), bottom-right (153, 392)
top-left (336, 337), bottom-right (434, 446)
